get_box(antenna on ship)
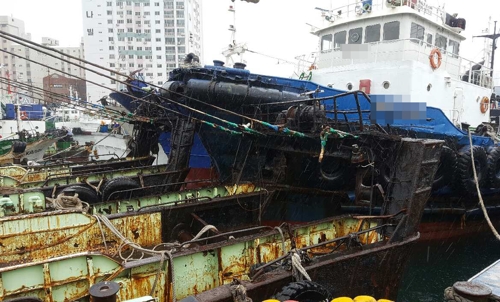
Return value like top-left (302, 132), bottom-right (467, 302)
top-left (222, 0), bottom-right (260, 66)
top-left (474, 19), bottom-right (499, 78)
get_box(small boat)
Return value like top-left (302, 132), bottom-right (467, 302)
top-left (0, 155), bottom-right (156, 185)
top-left (0, 135), bottom-right (443, 302)
top-left (0, 131), bottom-right (63, 166)
top-left (0, 102), bottom-right (63, 165)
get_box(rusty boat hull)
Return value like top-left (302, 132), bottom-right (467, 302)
top-left (188, 232), bottom-right (420, 302)
top-left (0, 137), bottom-right (443, 302)
top-left (0, 211), bottom-right (415, 302)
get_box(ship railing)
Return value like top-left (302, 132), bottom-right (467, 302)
top-left (323, 0), bottom-right (444, 25)
top-left (330, 90), bottom-right (371, 132)
top-left (102, 178), bottom-right (222, 203)
top-left (316, 38), bottom-right (493, 89)
top-left (242, 90), bottom-right (371, 133)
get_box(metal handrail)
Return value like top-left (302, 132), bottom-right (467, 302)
top-left (315, 38), bottom-right (492, 89)
top-left (321, 0), bottom-right (444, 23)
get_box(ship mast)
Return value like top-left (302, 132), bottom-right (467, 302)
top-left (474, 19), bottom-right (499, 78)
top-left (221, 0), bottom-right (259, 66)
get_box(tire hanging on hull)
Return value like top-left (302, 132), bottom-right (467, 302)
top-left (454, 145), bottom-right (488, 193)
top-left (487, 145), bottom-right (500, 188)
top-left (101, 177), bottom-right (141, 202)
top-left (432, 146), bottom-right (457, 190)
top-left (273, 280), bottom-right (331, 302)
top-left (60, 185), bottom-right (100, 204)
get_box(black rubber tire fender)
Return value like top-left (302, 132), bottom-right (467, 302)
top-left (432, 146), bottom-right (457, 190)
top-left (101, 177), bottom-right (141, 202)
top-left (12, 141), bottom-right (27, 153)
top-left (454, 145), bottom-right (488, 192)
top-left (487, 145), bottom-right (500, 188)
top-left (61, 185), bottom-right (100, 204)
top-left (274, 280), bottom-right (331, 302)
top-left (319, 157), bottom-right (350, 185)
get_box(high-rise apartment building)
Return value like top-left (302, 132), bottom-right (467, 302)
top-left (81, 0), bottom-right (203, 103)
top-left (0, 16), bottom-right (85, 103)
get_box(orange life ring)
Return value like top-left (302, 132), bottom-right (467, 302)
top-left (429, 48), bottom-right (442, 69)
top-left (480, 97), bottom-right (489, 114)
top-left (20, 111), bottom-right (28, 120)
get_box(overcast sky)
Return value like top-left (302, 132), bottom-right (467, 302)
top-left (3, 0), bottom-right (500, 78)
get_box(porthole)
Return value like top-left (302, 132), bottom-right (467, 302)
top-left (427, 84), bottom-right (432, 91)
top-left (347, 83), bottom-right (353, 90)
top-left (383, 81), bottom-right (390, 89)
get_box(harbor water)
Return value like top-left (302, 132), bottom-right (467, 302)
top-left (398, 231), bottom-right (500, 301)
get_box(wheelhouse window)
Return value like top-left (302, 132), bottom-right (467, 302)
top-left (348, 27), bottom-right (363, 44)
top-left (427, 33), bottom-right (433, 45)
top-left (435, 33), bottom-right (447, 51)
top-left (334, 31), bottom-right (346, 48)
top-left (448, 39), bottom-right (460, 57)
top-left (321, 34), bottom-right (333, 51)
top-left (410, 22), bottom-right (425, 42)
top-left (365, 24), bottom-right (381, 43)
top-left (383, 21), bottom-right (400, 41)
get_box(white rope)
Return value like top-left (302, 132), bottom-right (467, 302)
top-left (95, 214), bottom-right (165, 260)
top-left (93, 214), bottom-right (219, 301)
top-left (191, 225), bottom-right (218, 241)
top-left (291, 249), bottom-right (311, 281)
top-left (143, 249), bottom-right (175, 301)
top-left (94, 214), bottom-right (176, 300)
top-left (468, 130), bottom-right (500, 240)
top-left (93, 214), bottom-right (108, 251)
top-left (274, 226), bottom-right (286, 255)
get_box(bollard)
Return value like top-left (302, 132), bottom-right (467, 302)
top-left (452, 281), bottom-right (492, 302)
top-left (89, 281), bottom-right (120, 302)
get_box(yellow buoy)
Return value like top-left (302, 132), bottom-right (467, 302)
top-left (353, 296), bottom-right (376, 302)
top-left (331, 298), bottom-right (354, 302)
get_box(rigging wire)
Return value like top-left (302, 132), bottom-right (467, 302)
top-left (0, 31), bottom-right (304, 128)
top-left (0, 31), bottom-right (331, 138)
top-left (0, 76), bottom-right (132, 119)
top-left (0, 84), bottom-right (136, 123)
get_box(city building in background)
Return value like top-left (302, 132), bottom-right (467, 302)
top-left (82, 0), bottom-right (203, 103)
top-left (0, 16), bottom-right (85, 104)
top-left (42, 74), bottom-right (87, 105)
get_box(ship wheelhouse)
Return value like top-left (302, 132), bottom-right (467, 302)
top-left (310, 0), bottom-right (493, 128)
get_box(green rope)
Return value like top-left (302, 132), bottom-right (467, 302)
top-left (319, 127), bottom-right (358, 163)
top-left (203, 121), bottom-right (242, 136)
top-left (326, 127), bottom-right (359, 139)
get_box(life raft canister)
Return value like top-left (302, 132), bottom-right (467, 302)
top-left (429, 48), bottom-right (442, 69)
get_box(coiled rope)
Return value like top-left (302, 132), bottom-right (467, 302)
top-left (46, 193), bottom-right (89, 212)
